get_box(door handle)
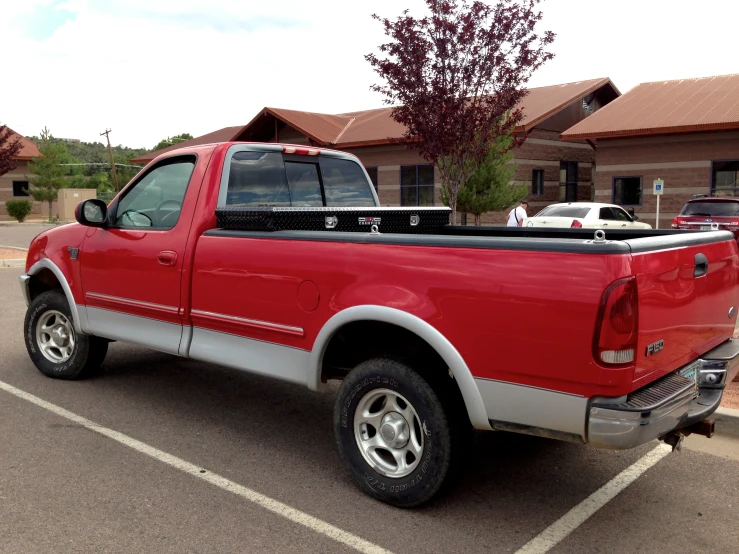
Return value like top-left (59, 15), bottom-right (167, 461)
top-left (621, 223), bottom-right (627, 227)
top-left (602, 223), bottom-right (609, 226)
top-left (157, 251), bottom-right (178, 267)
top-left (694, 253), bottom-right (708, 278)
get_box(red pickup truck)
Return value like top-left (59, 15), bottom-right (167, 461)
top-left (20, 142), bottom-right (739, 508)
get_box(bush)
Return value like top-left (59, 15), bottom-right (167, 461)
top-left (5, 199), bottom-right (33, 222)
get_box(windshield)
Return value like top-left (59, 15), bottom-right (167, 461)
top-left (680, 201), bottom-right (739, 217)
top-left (534, 205), bottom-right (590, 218)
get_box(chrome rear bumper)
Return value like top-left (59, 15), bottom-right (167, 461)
top-left (587, 339), bottom-right (739, 450)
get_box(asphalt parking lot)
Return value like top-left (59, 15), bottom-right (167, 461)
top-left (2, 228), bottom-right (739, 553)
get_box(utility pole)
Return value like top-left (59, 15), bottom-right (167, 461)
top-left (101, 129), bottom-right (119, 192)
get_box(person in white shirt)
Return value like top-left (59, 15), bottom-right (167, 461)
top-left (506, 200), bottom-right (528, 227)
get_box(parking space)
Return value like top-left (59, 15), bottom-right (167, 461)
top-left (2, 265), bottom-right (739, 553)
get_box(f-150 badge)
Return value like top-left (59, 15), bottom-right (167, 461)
top-left (646, 340), bottom-right (664, 356)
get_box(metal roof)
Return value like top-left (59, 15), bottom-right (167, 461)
top-left (254, 78), bottom-right (616, 149)
top-left (562, 73), bottom-right (739, 141)
top-left (2, 127), bottom-right (41, 160)
top-left (134, 78), bottom-right (617, 164)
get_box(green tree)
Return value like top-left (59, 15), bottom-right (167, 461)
top-left (453, 127), bottom-right (527, 225)
top-left (27, 128), bottom-right (70, 221)
top-left (152, 133), bottom-right (193, 152)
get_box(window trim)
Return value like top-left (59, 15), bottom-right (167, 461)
top-left (12, 180), bottom-right (30, 198)
top-left (611, 175), bottom-right (643, 207)
top-left (365, 166), bottom-right (379, 193)
top-left (107, 154), bottom-right (198, 230)
top-left (710, 159), bottom-right (739, 197)
top-left (531, 169), bottom-right (544, 196)
top-left (558, 161), bottom-right (579, 202)
top-left (399, 164), bottom-right (435, 207)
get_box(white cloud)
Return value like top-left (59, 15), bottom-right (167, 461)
top-left (2, 0), bottom-right (738, 148)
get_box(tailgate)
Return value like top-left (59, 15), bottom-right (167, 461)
top-left (629, 232), bottom-right (739, 388)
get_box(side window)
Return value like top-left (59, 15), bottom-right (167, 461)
top-left (599, 207), bottom-right (616, 220)
top-left (319, 157), bottom-right (376, 207)
top-left (284, 162), bottom-right (323, 207)
top-left (115, 158), bottom-right (195, 229)
top-left (226, 152), bottom-right (290, 206)
top-left (613, 208), bottom-right (631, 221)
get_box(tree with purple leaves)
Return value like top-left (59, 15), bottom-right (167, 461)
top-left (0, 125), bottom-right (22, 177)
top-left (366, 0), bottom-right (554, 222)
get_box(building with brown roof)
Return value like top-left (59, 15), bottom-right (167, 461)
top-left (0, 127), bottom-right (43, 220)
top-left (133, 78), bottom-right (620, 222)
top-left (562, 73), bottom-right (739, 227)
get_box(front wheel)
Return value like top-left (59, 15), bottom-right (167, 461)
top-left (333, 358), bottom-right (460, 508)
top-left (24, 290), bottom-right (108, 380)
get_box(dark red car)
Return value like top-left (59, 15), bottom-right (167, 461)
top-left (672, 196), bottom-right (739, 239)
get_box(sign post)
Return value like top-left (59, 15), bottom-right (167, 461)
top-left (653, 179), bottom-right (664, 229)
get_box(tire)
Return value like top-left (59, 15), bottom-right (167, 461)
top-left (24, 290), bottom-right (108, 380)
top-left (334, 358), bottom-right (463, 508)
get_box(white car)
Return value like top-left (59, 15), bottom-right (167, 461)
top-left (524, 202), bottom-right (652, 229)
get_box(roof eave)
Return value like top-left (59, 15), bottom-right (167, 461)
top-left (519, 78), bottom-right (617, 133)
top-left (262, 108), bottom-right (336, 146)
top-left (562, 121), bottom-right (739, 142)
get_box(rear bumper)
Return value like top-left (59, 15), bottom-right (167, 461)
top-left (587, 339), bottom-right (739, 449)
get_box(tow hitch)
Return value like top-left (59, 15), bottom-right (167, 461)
top-left (660, 418), bottom-right (716, 451)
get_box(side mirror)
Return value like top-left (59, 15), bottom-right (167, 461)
top-left (75, 199), bottom-right (108, 227)
top-left (632, 215), bottom-right (639, 221)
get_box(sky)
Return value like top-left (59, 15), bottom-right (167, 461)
top-left (2, 0), bottom-right (738, 149)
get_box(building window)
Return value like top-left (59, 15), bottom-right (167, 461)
top-left (532, 169), bottom-right (544, 196)
top-left (559, 161), bottom-right (578, 202)
top-left (365, 167), bottom-right (378, 192)
top-left (712, 161), bottom-right (739, 197)
top-left (12, 181), bottom-right (30, 197)
top-left (612, 176), bottom-right (642, 205)
top-left (400, 165), bottom-right (435, 206)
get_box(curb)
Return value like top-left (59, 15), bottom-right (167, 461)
top-left (0, 259), bottom-right (25, 268)
top-left (0, 247), bottom-right (27, 269)
top-left (714, 407), bottom-right (739, 439)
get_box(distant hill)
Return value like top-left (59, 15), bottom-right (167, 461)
top-left (25, 136), bottom-right (149, 168)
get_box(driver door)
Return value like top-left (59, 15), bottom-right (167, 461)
top-left (79, 156), bottom-right (197, 355)
top-left (612, 206), bottom-right (638, 227)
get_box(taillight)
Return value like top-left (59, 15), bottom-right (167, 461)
top-left (570, 219), bottom-right (582, 228)
top-left (282, 145), bottom-right (320, 156)
top-left (593, 277), bottom-right (638, 366)
top-left (671, 217), bottom-right (679, 229)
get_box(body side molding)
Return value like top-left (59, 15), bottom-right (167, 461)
top-left (309, 305), bottom-right (492, 430)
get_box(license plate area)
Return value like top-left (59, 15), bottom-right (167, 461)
top-left (678, 361), bottom-right (699, 383)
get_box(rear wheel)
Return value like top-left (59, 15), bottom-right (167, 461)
top-left (24, 290), bottom-right (108, 380)
top-left (333, 358), bottom-right (463, 508)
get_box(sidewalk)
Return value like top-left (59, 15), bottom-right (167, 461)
top-left (0, 246), bottom-right (26, 268)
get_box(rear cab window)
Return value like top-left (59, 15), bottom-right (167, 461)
top-left (220, 146), bottom-right (377, 208)
top-left (681, 201), bottom-right (739, 217)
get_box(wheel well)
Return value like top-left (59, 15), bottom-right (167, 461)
top-left (28, 269), bottom-right (62, 301)
top-left (321, 320), bottom-right (468, 421)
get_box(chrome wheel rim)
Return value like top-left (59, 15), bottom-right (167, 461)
top-left (354, 388), bottom-right (424, 478)
top-left (36, 310), bottom-right (75, 364)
